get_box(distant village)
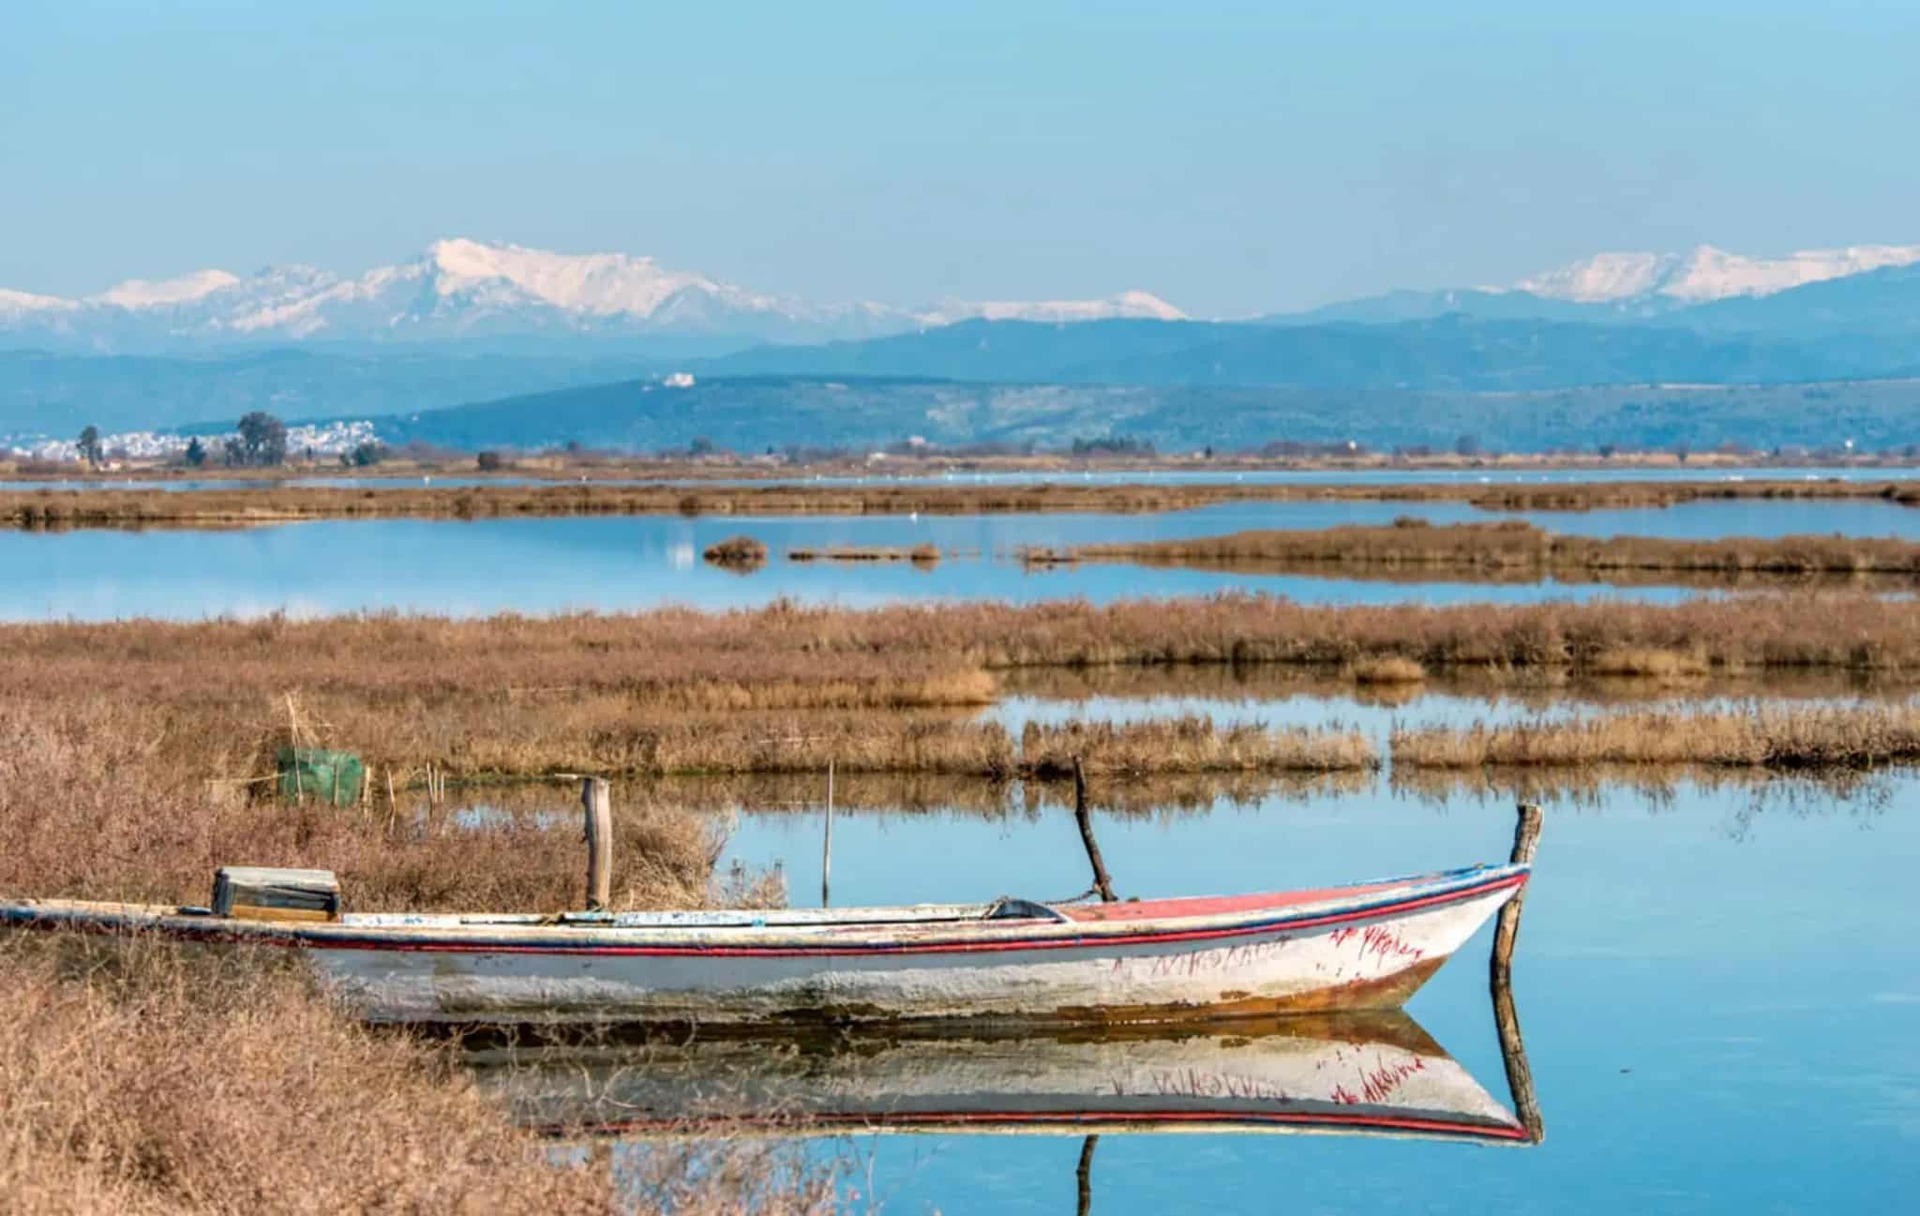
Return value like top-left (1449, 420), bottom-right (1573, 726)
top-left (3, 420), bottom-right (379, 467)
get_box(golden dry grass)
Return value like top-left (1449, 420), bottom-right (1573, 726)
top-left (3, 594), bottom-right (1919, 791)
top-left (786, 544), bottom-right (941, 566)
top-left (1349, 656), bottom-right (1428, 685)
top-left (1024, 519), bottom-right (1920, 582)
top-left (1585, 647), bottom-right (1711, 679)
top-left (5, 475), bottom-right (1916, 527)
top-left (0, 695), bottom-right (833, 1212)
top-left (0, 938), bottom-right (615, 1214)
top-left (0, 705), bottom-right (726, 914)
top-left (1390, 703), bottom-right (1920, 769)
top-left (1019, 716), bottom-right (1378, 777)
top-left (702, 534), bottom-right (769, 570)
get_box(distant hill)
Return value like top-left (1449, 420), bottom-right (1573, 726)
top-left (1262, 245), bottom-right (1920, 332)
top-left (0, 348), bottom-right (655, 437)
top-left (697, 315), bottom-right (1920, 390)
top-left (9, 237), bottom-right (1920, 448)
top-left (370, 373), bottom-right (1920, 454)
top-left (1261, 288), bottom-right (1629, 326)
top-left (1672, 263), bottom-right (1920, 334)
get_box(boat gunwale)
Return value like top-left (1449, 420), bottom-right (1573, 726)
top-left (0, 863), bottom-right (1527, 957)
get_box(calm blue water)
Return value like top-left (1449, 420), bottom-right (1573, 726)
top-left (5, 496), bottom-right (1919, 621)
top-left (704, 773), bottom-right (1919, 1215)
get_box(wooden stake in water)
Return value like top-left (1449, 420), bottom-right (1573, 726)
top-left (821, 761), bottom-right (835, 909)
top-left (1492, 801), bottom-right (1543, 983)
top-left (582, 776), bottom-right (613, 912)
top-left (1071, 758), bottom-right (1117, 904)
top-left (1491, 800), bottom-right (1545, 1143)
top-left (1075, 1134), bottom-right (1099, 1216)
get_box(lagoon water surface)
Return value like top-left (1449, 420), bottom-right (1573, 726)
top-left (7, 495), bottom-right (1920, 620)
top-left (699, 773), bottom-right (1918, 1215)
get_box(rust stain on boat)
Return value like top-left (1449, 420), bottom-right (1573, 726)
top-left (1054, 958), bottom-right (1446, 1025)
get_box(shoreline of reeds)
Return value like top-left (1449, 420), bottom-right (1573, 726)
top-left (0, 704), bottom-right (837, 1213)
top-left (3, 474), bottom-right (1917, 528)
top-left (15, 448), bottom-right (1914, 487)
top-left (788, 543), bottom-right (941, 566)
top-left (0, 936), bottom-right (628, 1212)
top-left (7, 593), bottom-right (1920, 788)
top-left (1389, 703), bottom-right (1920, 770)
top-left (1021, 519), bottom-right (1920, 581)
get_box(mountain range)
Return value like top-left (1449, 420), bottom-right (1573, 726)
top-left (0, 238), bottom-right (1182, 356)
top-left (4, 238), bottom-right (1919, 449)
top-left (8, 238), bottom-right (1920, 359)
top-left (1267, 243), bottom-right (1920, 328)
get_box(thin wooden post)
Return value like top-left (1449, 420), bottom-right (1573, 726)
top-left (1491, 802), bottom-right (1543, 984)
top-left (1071, 758), bottom-right (1116, 903)
top-left (1075, 1134), bottom-right (1099, 1216)
top-left (1491, 801), bottom-right (1545, 1143)
top-left (582, 777), bottom-right (613, 911)
top-left (821, 761), bottom-right (834, 909)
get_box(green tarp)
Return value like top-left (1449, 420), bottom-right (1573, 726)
top-left (277, 747), bottom-right (365, 807)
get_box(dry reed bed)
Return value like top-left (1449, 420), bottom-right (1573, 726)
top-left (1391, 703), bottom-right (1920, 769)
top-left (13, 591), bottom-right (1920, 687)
top-left (702, 534), bottom-right (770, 570)
top-left (6, 594), bottom-right (1920, 785)
top-left (787, 543), bottom-right (940, 565)
top-left (0, 707), bottom-right (729, 912)
top-left (4, 475), bottom-right (1916, 527)
top-left (1021, 718), bottom-right (1376, 776)
top-left (999, 658), bottom-right (1920, 705)
top-left (1023, 519), bottom-right (1920, 578)
top-left (0, 716), bottom-right (835, 1214)
top-left (0, 939), bottom-right (617, 1213)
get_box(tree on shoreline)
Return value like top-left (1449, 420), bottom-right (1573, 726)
top-left (235, 412), bottom-right (288, 467)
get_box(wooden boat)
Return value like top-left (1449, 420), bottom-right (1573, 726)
top-left (470, 1012), bottom-right (1532, 1143)
top-left (0, 861), bottom-right (1526, 1026)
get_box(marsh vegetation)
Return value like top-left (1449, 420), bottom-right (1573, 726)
top-left (1022, 518), bottom-right (1920, 585)
top-left (4, 474), bottom-right (1916, 528)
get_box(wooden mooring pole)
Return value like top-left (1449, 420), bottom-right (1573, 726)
top-left (1491, 801), bottom-right (1545, 1143)
top-left (1492, 802), bottom-right (1543, 985)
top-left (1071, 758), bottom-right (1117, 903)
top-left (1075, 1134), bottom-right (1099, 1216)
top-left (582, 776), bottom-right (613, 912)
top-left (821, 761), bottom-right (834, 909)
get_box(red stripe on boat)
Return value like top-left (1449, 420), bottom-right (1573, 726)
top-left (1058, 879), bottom-right (1418, 923)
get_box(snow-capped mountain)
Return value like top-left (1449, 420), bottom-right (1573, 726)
top-left (917, 290), bottom-right (1185, 326)
top-left (1516, 243), bottom-right (1920, 305)
top-left (0, 239), bottom-right (1184, 353)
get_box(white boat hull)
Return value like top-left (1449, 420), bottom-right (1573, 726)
top-left (1, 863), bottom-right (1527, 1026)
top-left (321, 885), bottom-right (1512, 1024)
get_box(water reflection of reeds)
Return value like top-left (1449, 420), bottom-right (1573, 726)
top-left (1391, 763), bottom-right (1898, 825)
top-left (434, 770), bottom-right (1373, 827)
top-left (1001, 663), bottom-right (1920, 709)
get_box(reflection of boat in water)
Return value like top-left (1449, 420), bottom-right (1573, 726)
top-left (469, 1012), bottom-right (1532, 1145)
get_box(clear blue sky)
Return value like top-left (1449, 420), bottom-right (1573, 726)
top-left (5, 0), bottom-right (1918, 315)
